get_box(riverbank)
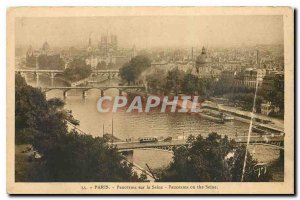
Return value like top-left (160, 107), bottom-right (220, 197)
top-left (202, 101), bottom-right (284, 132)
top-left (124, 90), bottom-right (284, 133)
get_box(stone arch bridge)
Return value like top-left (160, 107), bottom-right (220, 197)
top-left (15, 69), bottom-right (120, 86)
top-left (41, 85), bottom-right (146, 98)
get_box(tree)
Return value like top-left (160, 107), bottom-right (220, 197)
top-left (120, 55), bottom-right (151, 85)
top-left (145, 69), bottom-right (167, 92)
top-left (63, 58), bottom-right (92, 82)
top-left (41, 131), bottom-right (143, 182)
top-left (165, 68), bottom-right (184, 95)
top-left (107, 62), bottom-right (116, 69)
top-left (47, 98), bottom-right (65, 110)
top-left (37, 54), bottom-right (65, 70)
top-left (96, 61), bottom-right (106, 70)
top-left (120, 62), bottom-right (135, 85)
top-left (261, 74), bottom-right (284, 118)
top-left (182, 73), bottom-right (199, 95)
top-left (15, 74), bottom-right (147, 182)
top-left (158, 132), bottom-right (272, 182)
top-left (15, 74), bottom-right (61, 145)
top-left (198, 78), bottom-right (215, 98)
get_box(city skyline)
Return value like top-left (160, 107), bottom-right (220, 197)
top-left (8, 7), bottom-right (294, 194)
top-left (15, 15), bottom-right (283, 49)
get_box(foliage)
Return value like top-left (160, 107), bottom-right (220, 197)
top-left (107, 62), bottom-right (117, 69)
top-left (26, 54), bottom-right (36, 68)
top-left (146, 69), bottom-right (215, 97)
top-left (224, 93), bottom-right (263, 112)
top-left (37, 54), bottom-right (65, 70)
top-left (261, 74), bottom-right (284, 118)
top-left (263, 90), bottom-right (284, 111)
top-left (213, 73), bottom-right (283, 117)
top-left (145, 69), bottom-right (167, 93)
top-left (96, 61), bottom-right (106, 70)
top-left (158, 132), bottom-right (272, 182)
top-left (15, 74), bottom-right (147, 182)
top-left (15, 74), bottom-right (62, 145)
top-left (120, 55), bottom-right (151, 84)
top-left (182, 73), bottom-right (199, 95)
top-left (181, 73), bottom-right (215, 97)
top-left (63, 58), bottom-right (92, 82)
top-left (165, 68), bottom-right (184, 95)
top-left (47, 98), bottom-right (65, 110)
top-left (41, 131), bottom-right (142, 182)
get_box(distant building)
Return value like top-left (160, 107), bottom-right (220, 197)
top-left (41, 41), bottom-right (50, 55)
top-left (233, 68), bottom-right (266, 89)
top-left (85, 55), bottom-right (117, 70)
top-left (98, 33), bottom-right (118, 56)
top-left (261, 71), bottom-right (284, 93)
top-left (151, 62), bottom-right (174, 71)
top-left (216, 69), bottom-right (257, 94)
top-left (111, 35), bottom-right (118, 51)
top-left (218, 70), bottom-right (237, 88)
top-left (85, 35), bottom-right (116, 69)
top-left (195, 46), bottom-right (211, 74)
top-left (25, 42), bottom-right (64, 69)
top-left (192, 46), bottom-right (220, 79)
top-left (26, 45), bottom-right (37, 68)
top-left (243, 68), bottom-right (266, 88)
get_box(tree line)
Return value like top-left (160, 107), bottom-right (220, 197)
top-left (157, 133), bottom-right (271, 182)
top-left (63, 58), bottom-right (92, 82)
top-left (15, 74), bottom-right (147, 182)
top-left (119, 55), bottom-right (283, 118)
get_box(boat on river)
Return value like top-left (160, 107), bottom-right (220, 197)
top-left (198, 109), bottom-right (225, 124)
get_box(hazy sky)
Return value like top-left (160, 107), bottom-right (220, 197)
top-left (15, 15), bottom-right (283, 49)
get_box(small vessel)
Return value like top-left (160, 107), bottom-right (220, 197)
top-left (198, 109), bottom-right (225, 124)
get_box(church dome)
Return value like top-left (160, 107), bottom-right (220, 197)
top-left (196, 46), bottom-right (210, 66)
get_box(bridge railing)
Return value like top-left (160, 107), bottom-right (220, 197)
top-left (15, 69), bottom-right (120, 73)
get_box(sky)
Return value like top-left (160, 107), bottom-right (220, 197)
top-left (15, 15), bottom-right (283, 49)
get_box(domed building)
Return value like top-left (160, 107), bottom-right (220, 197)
top-left (194, 46), bottom-right (212, 78)
top-left (196, 46), bottom-right (210, 66)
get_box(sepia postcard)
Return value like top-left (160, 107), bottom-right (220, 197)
top-left (6, 7), bottom-right (294, 194)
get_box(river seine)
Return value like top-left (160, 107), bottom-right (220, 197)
top-left (25, 76), bottom-right (279, 170)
